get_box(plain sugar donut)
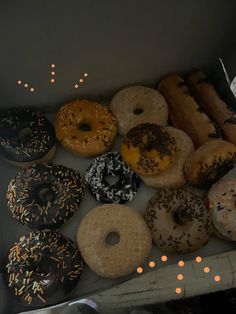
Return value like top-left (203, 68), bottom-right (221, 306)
top-left (208, 177), bottom-right (236, 241)
top-left (141, 127), bottom-right (194, 188)
top-left (144, 186), bottom-right (212, 253)
top-left (77, 204), bottom-right (152, 278)
top-left (110, 86), bottom-right (168, 135)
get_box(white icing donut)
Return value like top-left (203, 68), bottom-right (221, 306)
top-left (208, 178), bottom-right (236, 241)
top-left (110, 86), bottom-right (168, 135)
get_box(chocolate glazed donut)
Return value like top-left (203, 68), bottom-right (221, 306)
top-left (6, 230), bottom-right (83, 308)
top-left (7, 163), bottom-right (84, 229)
top-left (0, 109), bottom-right (56, 166)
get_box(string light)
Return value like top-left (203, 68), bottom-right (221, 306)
top-left (177, 274), bottom-right (184, 281)
top-left (161, 255), bottom-right (168, 262)
top-left (17, 80), bottom-right (22, 85)
top-left (136, 267), bottom-right (143, 274)
top-left (214, 275), bottom-right (221, 282)
top-left (51, 64), bottom-right (55, 68)
top-left (51, 78), bottom-right (55, 83)
top-left (84, 73), bottom-right (88, 77)
top-left (178, 261), bottom-right (185, 267)
top-left (24, 83), bottom-right (28, 88)
top-left (79, 78), bottom-right (83, 83)
top-left (149, 261), bottom-right (156, 268)
top-left (203, 266), bottom-right (210, 273)
top-left (30, 88), bottom-right (34, 92)
top-left (175, 287), bottom-right (182, 294)
top-left (74, 84), bottom-right (79, 89)
top-left (195, 256), bottom-right (202, 263)
top-left (51, 71), bottom-right (55, 75)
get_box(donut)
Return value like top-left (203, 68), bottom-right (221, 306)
top-left (184, 139), bottom-right (236, 188)
top-left (144, 186), bottom-right (212, 253)
top-left (6, 230), bottom-right (83, 307)
top-left (141, 127), bottom-right (194, 188)
top-left (110, 86), bottom-right (168, 135)
top-left (7, 163), bottom-right (84, 229)
top-left (77, 204), bottom-right (152, 278)
top-left (85, 152), bottom-right (140, 204)
top-left (0, 109), bottom-right (56, 167)
top-left (208, 177), bottom-right (236, 241)
top-left (120, 123), bottom-right (178, 176)
top-left (55, 100), bottom-right (117, 157)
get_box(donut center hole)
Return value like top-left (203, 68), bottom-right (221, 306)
top-left (18, 127), bottom-right (33, 142)
top-left (78, 123), bottom-right (91, 132)
top-left (173, 208), bottom-right (191, 225)
top-left (104, 174), bottom-right (120, 185)
top-left (34, 184), bottom-right (55, 204)
top-left (105, 232), bottom-right (120, 245)
top-left (133, 108), bottom-right (144, 115)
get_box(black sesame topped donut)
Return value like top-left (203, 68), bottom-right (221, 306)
top-left (0, 109), bottom-right (56, 167)
top-left (85, 152), bottom-right (140, 204)
top-left (7, 163), bottom-right (84, 229)
top-left (6, 230), bottom-right (83, 308)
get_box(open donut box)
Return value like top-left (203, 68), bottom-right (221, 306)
top-left (1, 2), bottom-right (236, 313)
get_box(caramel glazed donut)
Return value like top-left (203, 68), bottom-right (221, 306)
top-left (208, 177), bottom-right (236, 241)
top-left (121, 123), bottom-right (178, 176)
top-left (7, 163), bottom-right (84, 229)
top-left (55, 100), bottom-right (117, 157)
top-left (6, 230), bottom-right (83, 307)
top-left (144, 187), bottom-right (212, 253)
top-left (110, 85), bottom-right (169, 135)
top-left (77, 204), bottom-right (152, 278)
top-left (85, 152), bottom-right (140, 204)
top-left (0, 109), bottom-right (56, 167)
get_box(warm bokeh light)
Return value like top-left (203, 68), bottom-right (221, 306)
top-left (214, 275), bottom-right (221, 282)
top-left (51, 71), bottom-right (55, 75)
top-left (175, 287), bottom-right (182, 294)
top-left (30, 88), bottom-right (34, 92)
top-left (178, 261), bottom-right (185, 267)
top-left (203, 266), bottom-right (210, 273)
top-left (149, 261), bottom-right (156, 268)
top-left (177, 274), bottom-right (184, 281)
top-left (51, 78), bottom-right (55, 83)
top-left (79, 78), bottom-right (83, 83)
top-left (24, 83), bottom-right (28, 88)
top-left (51, 64), bottom-right (55, 68)
top-left (137, 267), bottom-right (143, 274)
top-left (84, 73), bottom-right (88, 77)
top-left (195, 256), bottom-right (202, 263)
top-left (17, 80), bottom-right (22, 85)
top-left (161, 255), bottom-right (168, 262)
top-left (74, 84), bottom-right (79, 89)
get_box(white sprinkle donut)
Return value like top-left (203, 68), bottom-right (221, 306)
top-left (208, 178), bottom-right (236, 241)
top-left (144, 186), bottom-right (212, 253)
top-left (77, 204), bottom-right (152, 278)
top-left (141, 127), bottom-right (194, 188)
top-left (110, 86), bottom-right (168, 135)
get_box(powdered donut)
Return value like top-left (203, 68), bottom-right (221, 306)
top-left (144, 186), bottom-right (212, 253)
top-left (110, 86), bottom-right (168, 135)
top-left (77, 204), bottom-right (152, 278)
top-left (208, 178), bottom-right (236, 241)
top-left (141, 127), bottom-right (194, 188)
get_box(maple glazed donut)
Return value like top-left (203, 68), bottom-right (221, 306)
top-left (6, 230), bottom-right (83, 307)
top-left (144, 186), bottom-right (212, 253)
top-left (85, 152), bottom-right (140, 204)
top-left (120, 123), bottom-right (178, 176)
top-left (77, 204), bottom-right (152, 278)
top-left (110, 85), bottom-right (169, 135)
top-left (55, 100), bottom-right (117, 157)
top-left (0, 109), bottom-right (56, 167)
top-left (208, 178), bottom-right (236, 241)
top-left (7, 163), bottom-right (84, 229)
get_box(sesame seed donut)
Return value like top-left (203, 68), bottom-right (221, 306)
top-left (77, 204), bottom-right (152, 278)
top-left (208, 178), bottom-right (236, 241)
top-left (110, 86), bottom-right (168, 135)
top-left (120, 123), bottom-right (178, 176)
top-left (55, 100), bottom-right (117, 157)
top-left (141, 127), bottom-right (194, 188)
top-left (85, 152), bottom-right (140, 204)
top-left (6, 230), bottom-right (83, 307)
top-left (7, 163), bottom-right (84, 229)
top-left (144, 186), bottom-right (212, 253)
top-left (0, 109), bottom-right (56, 167)
top-left (184, 139), bottom-right (236, 188)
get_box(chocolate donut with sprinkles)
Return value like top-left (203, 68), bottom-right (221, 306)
top-left (6, 230), bottom-right (83, 307)
top-left (7, 163), bottom-right (84, 229)
top-left (85, 152), bottom-right (140, 203)
top-left (0, 109), bottom-right (56, 167)
top-left (144, 186), bottom-right (212, 253)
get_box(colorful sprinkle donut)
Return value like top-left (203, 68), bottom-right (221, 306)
top-left (0, 109), bottom-right (56, 167)
top-left (6, 230), bottom-right (83, 307)
top-left (7, 163), bottom-right (84, 229)
top-left (85, 152), bottom-right (140, 204)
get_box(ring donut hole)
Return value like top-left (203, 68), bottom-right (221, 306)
top-left (133, 107), bottom-right (144, 115)
top-left (77, 122), bottom-right (92, 132)
top-left (105, 232), bottom-right (120, 246)
top-left (32, 255), bottom-right (56, 275)
top-left (173, 207), bottom-right (192, 225)
top-left (18, 127), bottom-right (33, 143)
top-left (34, 183), bottom-right (56, 205)
top-left (104, 174), bottom-right (120, 185)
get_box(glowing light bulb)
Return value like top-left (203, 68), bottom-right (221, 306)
top-left (51, 71), bottom-right (55, 75)
top-left (30, 88), bottom-right (34, 92)
top-left (161, 256), bottom-right (168, 262)
top-left (51, 78), bottom-right (55, 83)
top-left (177, 274), bottom-right (184, 281)
top-left (24, 83), bottom-right (28, 88)
top-left (74, 84), bottom-right (79, 89)
top-left (178, 261), bottom-right (185, 267)
top-left (17, 80), bottom-right (22, 85)
top-left (214, 275), bottom-right (221, 282)
top-left (175, 287), bottom-right (182, 294)
top-left (84, 73), bottom-right (88, 77)
top-left (51, 64), bottom-right (55, 68)
top-left (79, 79), bottom-right (83, 83)
top-left (195, 256), bottom-right (202, 263)
top-left (137, 267), bottom-right (143, 274)
top-left (149, 261), bottom-right (155, 268)
top-left (203, 267), bottom-right (210, 273)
